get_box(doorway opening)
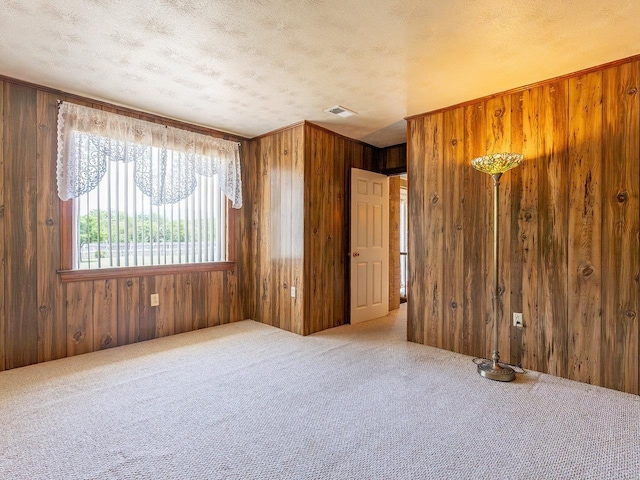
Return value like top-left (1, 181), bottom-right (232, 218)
top-left (387, 173), bottom-right (407, 312)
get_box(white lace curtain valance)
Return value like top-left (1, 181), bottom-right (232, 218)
top-left (56, 102), bottom-right (242, 208)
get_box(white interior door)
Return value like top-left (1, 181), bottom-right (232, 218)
top-left (350, 168), bottom-right (389, 324)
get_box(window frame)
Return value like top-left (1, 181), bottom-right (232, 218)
top-left (58, 196), bottom-right (236, 282)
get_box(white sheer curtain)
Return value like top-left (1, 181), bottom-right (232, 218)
top-left (56, 102), bottom-right (242, 208)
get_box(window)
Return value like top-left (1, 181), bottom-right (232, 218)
top-left (57, 102), bottom-right (242, 274)
top-left (72, 139), bottom-right (227, 269)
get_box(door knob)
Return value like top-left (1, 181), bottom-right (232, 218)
top-left (353, 252), bottom-right (360, 257)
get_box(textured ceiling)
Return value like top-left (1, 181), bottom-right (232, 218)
top-left (1, 0), bottom-right (639, 147)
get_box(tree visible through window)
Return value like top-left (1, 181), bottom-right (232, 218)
top-left (73, 142), bottom-right (227, 270)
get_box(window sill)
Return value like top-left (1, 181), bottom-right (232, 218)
top-left (58, 262), bottom-right (235, 283)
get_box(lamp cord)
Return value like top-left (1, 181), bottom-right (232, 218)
top-left (472, 357), bottom-right (527, 375)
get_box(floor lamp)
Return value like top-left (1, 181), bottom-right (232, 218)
top-left (471, 152), bottom-right (523, 382)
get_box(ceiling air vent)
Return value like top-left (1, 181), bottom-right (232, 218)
top-left (324, 105), bottom-right (358, 118)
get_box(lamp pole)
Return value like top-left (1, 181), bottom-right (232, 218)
top-left (471, 153), bottom-right (522, 382)
top-left (491, 173), bottom-right (502, 368)
top-left (476, 171), bottom-right (515, 381)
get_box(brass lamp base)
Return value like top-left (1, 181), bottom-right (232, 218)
top-left (477, 360), bottom-right (515, 382)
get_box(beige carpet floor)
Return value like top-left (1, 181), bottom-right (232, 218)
top-left (1, 307), bottom-right (639, 479)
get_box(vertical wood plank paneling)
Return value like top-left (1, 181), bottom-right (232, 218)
top-left (250, 137), bottom-right (261, 324)
top-left (93, 279), bottom-right (117, 350)
top-left (66, 281), bottom-right (94, 356)
top-left (379, 143), bottom-right (407, 174)
top-left (278, 129), bottom-right (290, 330)
top-left (538, 80), bottom-right (569, 377)
top-left (509, 92), bottom-right (524, 366)
top-left (312, 126), bottom-right (324, 334)
top-left (242, 125), bottom-right (305, 334)
top-left (242, 138), bottom-right (257, 322)
top-left (407, 117), bottom-right (426, 345)
top-left (0, 78), bottom-right (242, 372)
top-left (175, 274), bottom-right (193, 334)
top-left (601, 62), bottom-right (639, 394)
top-left (517, 88), bottom-right (540, 371)
top-left (237, 141), bottom-right (255, 321)
top-left (486, 96), bottom-right (512, 359)
top-left (229, 269), bottom-right (242, 323)
top-left (388, 176), bottom-right (401, 312)
top-left (206, 271), bottom-right (223, 327)
top-left (303, 124), bottom-right (351, 335)
top-left (220, 272), bottom-right (231, 325)
top-left (36, 91), bottom-right (67, 362)
top-left (191, 273), bottom-right (208, 330)
top-left (363, 142), bottom-right (376, 172)
top-left (285, 128), bottom-right (296, 331)
top-left (222, 270), bottom-right (234, 324)
top-left (463, 103), bottom-right (488, 358)
top-left (138, 276), bottom-right (156, 341)
top-left (252, 137), bottom-right (263, 324)
top-left (239, 123), bottom-right (373, 336)
top-left (408, 58), bottom-right (639, 394)
top-left (443, 108), bottom-right (465, 352)
top-left (259, 136), bottom-right (273, 326)
top-left (2, 61), bottom-right (637, 393)
top-left (291, 127), bottom-right (304, 335)
top-left (155, 275), bottom-right (175, 337)
top-left (332, 135), bottom-right (345, 329)
top-left (324, 132), bottom-right (336, 333)
top-left (4, 82), bottom-right (38, 369)
top-left (305, 126), bottom-right (322, 335)
top-left (117, 278), bottom-right (140, 345)
top-left (423, 114), bottom-right (444, 347)
top-left (0, 80), bottom-right (4, 371)
top-left (568, 71), bottom-right (603, 386)
top-left (270, 132), bottom-right (282, 330)
top-left (279, 128), bottom-right (291, 332)
top-left (284, 129), bottom-right (295, 330)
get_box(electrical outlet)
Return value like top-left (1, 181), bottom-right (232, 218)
top-left (150, 294), bottom-right (160, 307)
top-left (513, 312), bottom-right (523, 328)
top-left (291, 287), bottom-right (296, 298)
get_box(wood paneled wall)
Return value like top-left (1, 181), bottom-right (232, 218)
top-left (407, 57), bottom-right (640, 394)
top-left (239, 124), bottom-right (305, 335)
top-left (0, 79), bottom-right (243, 371)
top-left (304, 123), bottom-right (377, 334)
top-left (379, 143), bottom-right (407, 175)
top-left (241, 122), bottom-right (378, 336)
